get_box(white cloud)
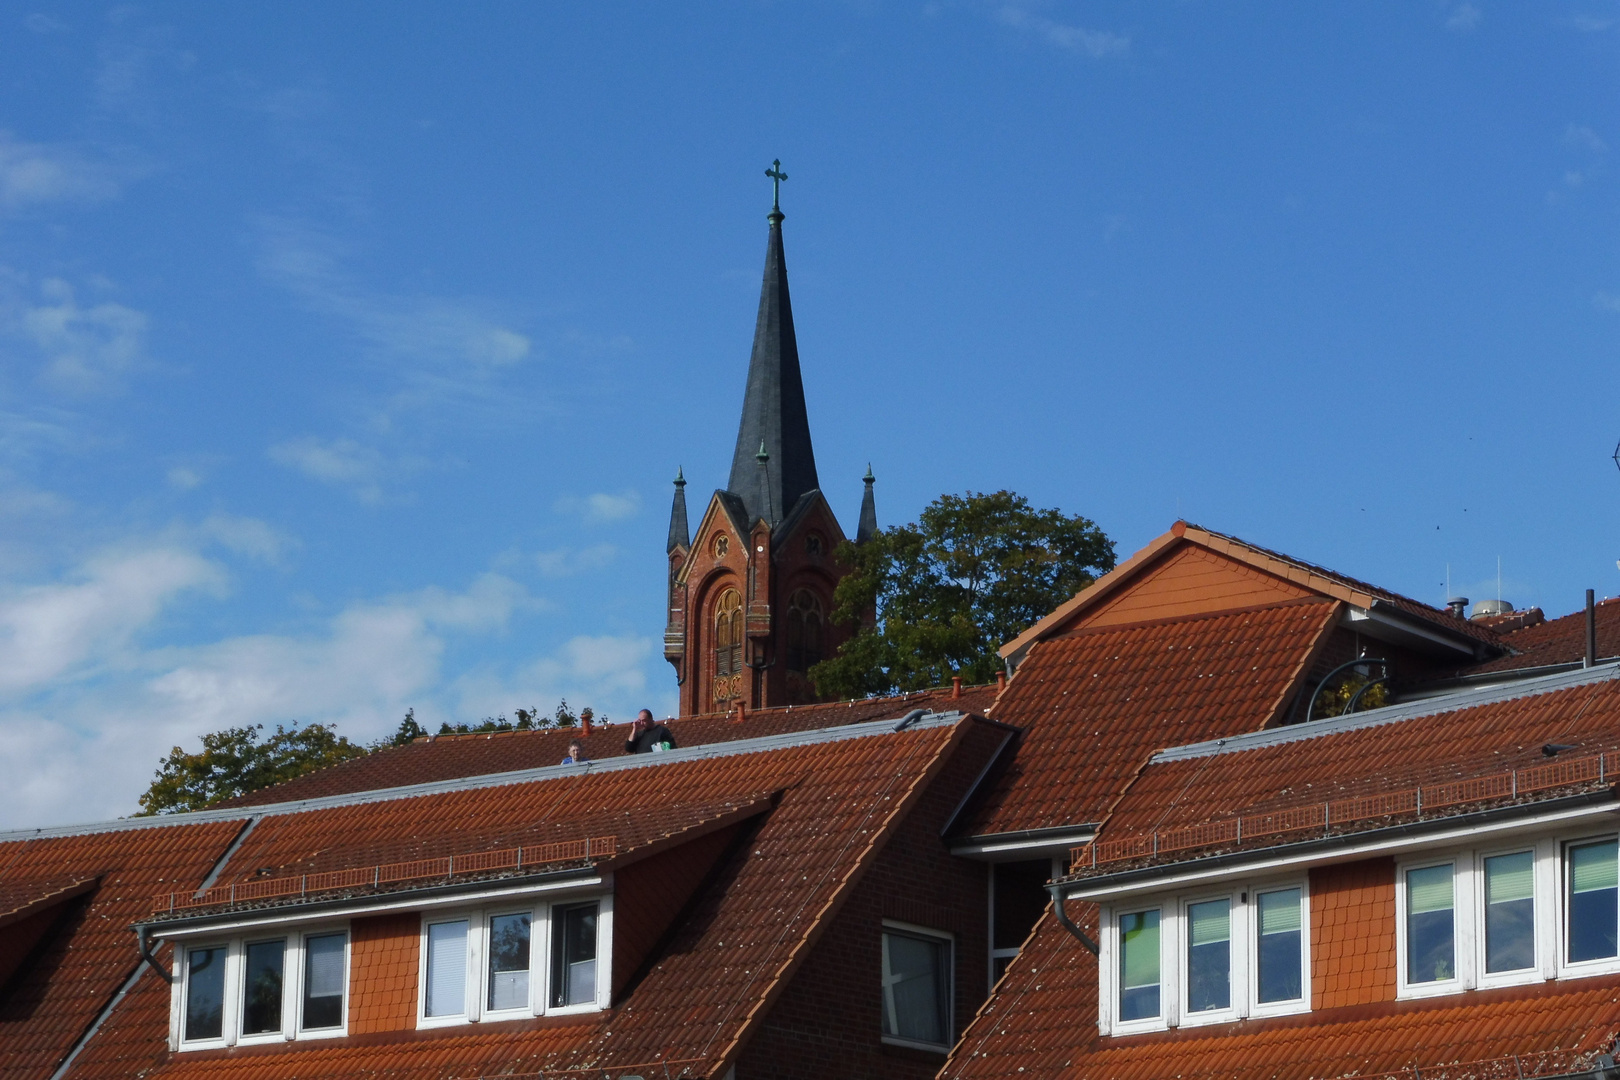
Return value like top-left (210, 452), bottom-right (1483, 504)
top-left (1566, 124), bottom-right (1609, 153)
top-left (0, 565), bottom-right (550, 827)
top-left (1446, 3), bottom-right (1481, 32)
top-left (257, 220), bottom-right (532, 387)
top-left (0, 545), bottom-right (224, 696)
top-left (554, 490), bottom-right (641, 524)
top-left (0, 133), bottom-right (119, 209)
top-left (534, 543), bottom-right (618, 578)
top-left (268, 436), bottom-right (388, 503)
top-left (4, 276), bottom-right (147, 393)
top-left (451, 633), bottom-right (667, 729)
top-left (23, 13), bottom-right (69, 33)
top-left (167, 465), bottom-right (202, 489)
top-left (996, 4), bottom-right (1129, 57)
top-left (197, 514), bottom-right (296, 565)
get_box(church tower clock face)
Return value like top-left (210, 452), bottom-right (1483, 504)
top-left (661, 163), bottom-right (875, 716)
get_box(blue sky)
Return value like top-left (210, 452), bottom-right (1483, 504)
top-left (0, 2), bottom-right (1615, 827)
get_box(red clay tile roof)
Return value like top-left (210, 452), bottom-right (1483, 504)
top-left (959, 600), bottom-right (1339, 837)
top-left (217, 683), bottom-right (1000, 809)
top-left (57, 714), bottom-right (1005, 1080)
top-left (1003, 524), bottom-right (1500, 663)
top-left (0, 875), bottom-right (99, 928)
top-left (0, 819), bottom-right (246, 1080)
top-left (1079, 667), bottom-right (1620, 872)
top-left (1460, 598), bottom-right (1620, 675)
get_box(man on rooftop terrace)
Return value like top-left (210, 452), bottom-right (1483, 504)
top-left (625, 708), bottom-right (677, 754)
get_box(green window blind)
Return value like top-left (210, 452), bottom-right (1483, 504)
top-left (1120, 910), bottom-right (1160, 989)
top-left (1258, 889), bottom-right (1301, 935)
top-left (1408, 864), bottom-right (1455, 914)
top-left (1188, 899), bottom-right (1230, 947)
top-left (1571, 840), bottom-right (1618, 894)
top-left (1485, 851), bottom-right (1534, 905)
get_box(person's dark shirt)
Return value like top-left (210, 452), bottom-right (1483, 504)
top-left (625, 723), bottom-right (677, 754)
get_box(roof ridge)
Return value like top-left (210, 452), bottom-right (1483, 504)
top-left (0, 710), bottom-right (972, 843)
top-left (1150, 661), bottom-right (1620, 764)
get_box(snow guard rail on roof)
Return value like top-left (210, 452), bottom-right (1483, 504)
top-left (151, 835), bottom-right (616, 918)
top-left (1068, 751), bottom-right (1612, 876)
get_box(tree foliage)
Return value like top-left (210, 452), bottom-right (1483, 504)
top-left (809, 490), bottom-right (1115, 699)
top-left (138, 722), bottom-right (368, 815)
top-left (139, 700), bottom-right (607, 814)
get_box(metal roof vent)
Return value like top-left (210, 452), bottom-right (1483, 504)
top-left (1445, 597), bottom-right (1469, 619)
top-left (1472, 599), bottom-right (1512, 619)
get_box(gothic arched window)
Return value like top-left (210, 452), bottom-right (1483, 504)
top-left (785, 590), bottom-right (824, 672)
top-left (714, 588), bottom-right (743, 681)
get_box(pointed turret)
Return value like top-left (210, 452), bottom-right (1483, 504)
top-left (666, 468), bottom-right (690, 553)
top-left (857, 464), bottom-right (878, 543)
top-left (727, 195), bottom-right (819, 530)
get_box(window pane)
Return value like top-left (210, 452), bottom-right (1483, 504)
top-left (425, 920), bottom-right (468, 1017)
top-left (1118, 909), bottom-right (1160, 1021)
top-left (241, 939), bottom-right (285, 1035)
top-left (302, 932), bottom-right (346, 1029)
top-left (1484, 852), bottom-right (1535, 973)
top-left (184, 947), bottom-right (225, 1042)
top-left (487, 913), bottom-right (531, 1012)
top-left (1186, 899), bottom-right (1230, 1012)
top-left (550, 903), bottom-right (598, 1008)
top-left (882, 931), bottom-right (949, 1045)
top-left (1569, 839), bottom-right (1619, 963)
top-left (1257, 888), bottom-right (1303, 1003)
top-left (992, 860), bottom-right (1051, 952)
top-left (1406, 865), bottom-right (1456, 983)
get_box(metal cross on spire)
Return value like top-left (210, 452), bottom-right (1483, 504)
top-left (765, 159), bottom-right (788, 213)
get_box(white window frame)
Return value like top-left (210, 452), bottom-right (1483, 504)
top-left (1101, 902), bottom-right (1171, 1034)
top-left (1473, 841), bottom-right (1548, 989)
top-left (1395, 852), bottom-right (1473, 999)
top-left (1177, 889), bottom-right (1241, 1028)
top-left (293, 924), bottom-right (351, 1040)
top-left (1557, 831), bottom-right (1620, 981)
top-left (235, 935), bottom-right (291, 1046)
top-left (1098, 876), bottom-right (1309, 1036)
top-left (880, 918), bottom-right (956, 1053)
top-left (174, 940), bottom-right (234, 1051)
top-left (417, 910), bottom-right (480, 1029)
top-left (415, 896), bottom-right (613, 1026)
top-left (1246, 879), bottom-right (1311, 1020)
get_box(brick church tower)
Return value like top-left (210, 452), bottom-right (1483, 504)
top-left (663, 171), bottom-right (878, 716)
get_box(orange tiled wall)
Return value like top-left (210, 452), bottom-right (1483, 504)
top-left (348, 912), bottom-right (420, 1033)
top-left (1310, 856), bottom-right (1396, 1008)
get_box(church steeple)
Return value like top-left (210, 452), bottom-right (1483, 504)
top-left (857, 464), bottom-right (878, 543)
top-left (666, 467), bottom-right (689, 553)
top-left (727, 164), bottom-right (819, 529)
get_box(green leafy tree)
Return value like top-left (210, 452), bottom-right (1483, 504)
top-left (809, 490), bottom-right (1115, 699)
top-left (138, 722), bottom-right (369, 815)
top-left (372, 708), bottom-right (429, 749)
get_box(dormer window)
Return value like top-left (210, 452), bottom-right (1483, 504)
top-left (419, 899), bottom-right (608, 1026)
top-left (176, 927), bottom-right (349, 1050)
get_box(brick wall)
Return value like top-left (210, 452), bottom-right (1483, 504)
top-left (1310, 856), bottom-right (1396, 1009)
top-left (348, 912), bottom-right (420, 1033)
top-left (734, 721), bottom-right (1007, 1080)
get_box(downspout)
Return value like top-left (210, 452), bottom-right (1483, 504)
top-left (133, 924), bottom-right (172, 983)
top-left (1045, 882), bottom-right (1099, 956)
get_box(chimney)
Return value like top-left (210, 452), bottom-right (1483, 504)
top-left (1585, 589), bottom-right (1597, 669)
top-left (735, 699), bottom-right (747, 724)
top-left (995, 670), bottom-right (1007, 691)
top-left (580, 709), bottom-right (594, 736)
top-left (1445, 597), bottom-right (1469, 619)
top-left (951, 675), bottom-right (962, 700)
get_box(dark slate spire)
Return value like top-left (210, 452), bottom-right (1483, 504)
top-left (727, 185), bottom-right (819, 530)
top-left (666, 467), bottom-right (690, 553)
top-left (857, 464), bottom-right (878, 543)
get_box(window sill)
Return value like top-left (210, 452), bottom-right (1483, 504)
top-left (881, 1036), bottom-right (951, 1058)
